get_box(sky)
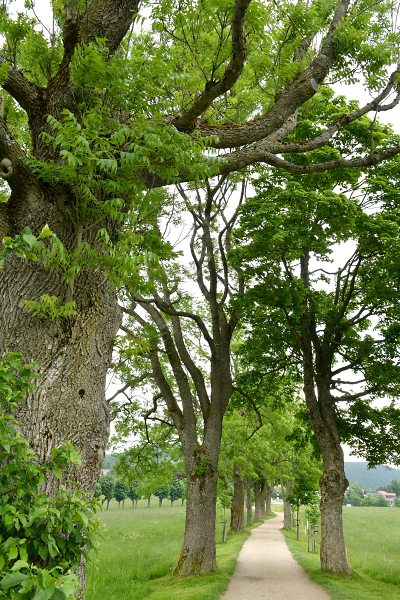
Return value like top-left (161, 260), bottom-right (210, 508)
top-left (9, 0), bottom-right (400, 463)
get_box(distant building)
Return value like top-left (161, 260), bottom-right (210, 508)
top-left (377, 490), bottom-right (397, 506)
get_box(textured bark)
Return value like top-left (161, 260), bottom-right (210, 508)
top-left (176, 448), bottom-right (219, 574)
top-left (283, 480), bottom-right (293, 529)
top-left (246, 479), bottom-right (253, 526)
top-left (0, 186), bottom-right (121, 492)
top-left (320, 462), bottom-right (349, 572)
top-left (230, 465), bottom-right (244, 533)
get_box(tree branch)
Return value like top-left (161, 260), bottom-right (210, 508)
top-left (172, 0), bottom-right (252, 131)
top-left (0, 56), bottom-right (42, 115)
top-left (192, 0), bottom-right (350, 148)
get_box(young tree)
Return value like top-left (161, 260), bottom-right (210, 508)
top-left (127, 486), bottom-right (141, 508)
top-left (154, 487), bottom-right (169, 507)
top-left (98, 475), bottom-right (114, 510)
top-left (114, 480), bottom-right (128, 508)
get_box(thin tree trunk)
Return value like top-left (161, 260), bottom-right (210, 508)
top-left (283, 480), bottom-right (293, 529)
top-left (147, 495), bottom-right (151, 507)
top-left (254, 480), bottom-right (263, 521)
top-left (265, 482), bottom-right (273, 514)
top-left (246, 479), bottom-right (253, 526)
top-left (230, 464), bottom-right (244, 533)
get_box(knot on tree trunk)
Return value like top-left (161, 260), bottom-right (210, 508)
top-left (320, 469), bottom-right (348, 500)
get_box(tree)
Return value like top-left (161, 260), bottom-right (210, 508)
top-left (385, 480), bottom-right (400, 495)
top-left (154, 486), bottom-right (169, 507)
top-left (234, 160), bottom-right (400, 572)
top-left (98, 475), bottom-right (114, 510)
top-left (114, 480), bottom-right (128, 508)
top-left (1, 0), bottom-right (400, 584)
top-left (169, 479), bottom-right (185, 505)
top-left (117, 178), bottom-right (245, 573)
top-left (127, 486), bottom-right (141, 507)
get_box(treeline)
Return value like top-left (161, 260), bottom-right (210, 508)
top-left (95, 474), bottom-right (186, 509)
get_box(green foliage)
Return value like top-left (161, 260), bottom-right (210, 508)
top-left (114, 481), bottom-right (129, 507)
top-left (98, 476), bottom-right (114, 509)
top-left (385, 480), bottom-right (400, 495)
top-left (305, 503), bottom-right (320, 526)
top-left (24, 295), bottom-right (77, 321)
top-left (0, 352), bottom-right (100, 599)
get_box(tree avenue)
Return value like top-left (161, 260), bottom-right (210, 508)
top-left (234, 160), bottom-right (400, 572)
top-left (0, 0), bottom-right (400, 585)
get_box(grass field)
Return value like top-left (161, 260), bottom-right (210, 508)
top-left (284, 506), bottom-right (400, 600)
top-left (86, 499), bottom-right (261, 600)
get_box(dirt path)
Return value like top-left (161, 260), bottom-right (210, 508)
top-left (220, 513), bottom-right (331, 600)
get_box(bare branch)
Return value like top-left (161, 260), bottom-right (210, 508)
top-left (220, 145), bottom-right (400, 176)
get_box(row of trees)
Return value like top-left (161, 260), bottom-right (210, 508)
top-left (95, 474), bottom-right (186, 508)
top-left (1, 0), bottom-right (400, 596)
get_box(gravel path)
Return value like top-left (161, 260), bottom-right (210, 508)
top-left (220, 513), bottom-right (331, 600)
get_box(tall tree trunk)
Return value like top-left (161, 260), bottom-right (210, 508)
top-left (246, 479), bottom-right (253, 526)
top-left (0, 187), bottom-right (121, 493)
top-left (283, 480), bottom-right (293, 529)
top-left (230, 464), bottom-right (244, 533)
top-left (301, 320), bottom-right (351, 573)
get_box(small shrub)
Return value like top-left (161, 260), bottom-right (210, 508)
top-left (0, 352), bottom-right (100, 599)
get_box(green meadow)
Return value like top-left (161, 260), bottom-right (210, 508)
top-left (88, 503), bottom-right (400, 600)
top-left (284, 506), bottom-right (400, 600)
top-left (86, 500), bottom-right (257, 600)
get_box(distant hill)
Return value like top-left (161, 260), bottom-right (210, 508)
top-left (345, 462), bottom-right (400, 490)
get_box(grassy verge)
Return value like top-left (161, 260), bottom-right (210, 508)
top-left (87, 500), bottom-right (272, 600)
top-left (283, 506), bottom-right (400, 600)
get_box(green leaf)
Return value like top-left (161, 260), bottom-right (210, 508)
top-left (38, 224), bottom-right (54, 239)
top-left (11, 559), bottom-right (29, 571)
top-left (0, 571), bottom-right (28, 590)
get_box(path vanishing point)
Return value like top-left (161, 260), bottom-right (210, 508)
top-left (221, 513), bottom-right (331, 600)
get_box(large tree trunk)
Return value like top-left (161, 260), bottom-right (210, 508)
top-left (246, 479), bottom-right (253, 526)
top-left (230, 464), bottom-right (244, 533)
top-left (302, 331), bottom-right (351, 573)
top-left (176, 453), bottom-right (219, 574)
top-left (0, 189), bottom-right (121, 492)
top-left (319, 440), bottom-right (350, 573)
